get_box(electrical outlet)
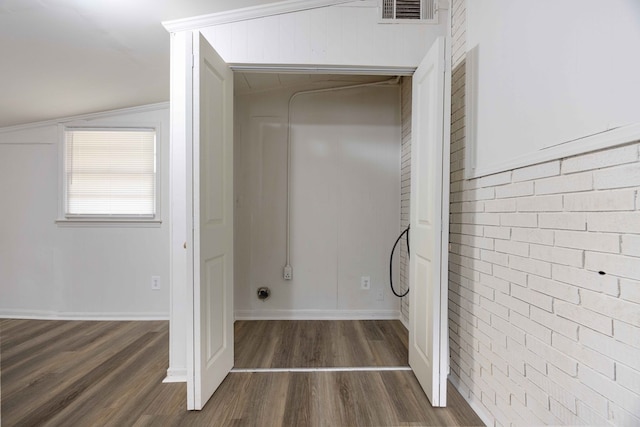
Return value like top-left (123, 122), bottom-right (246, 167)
top-left (283, 265), bottom-right (293, 280)
top-left (360, 276), bottom-right (371, 290)
top-left (151, 276), bottom-right (161, 290)
top-left (375, 290), bottom-right (384, 301)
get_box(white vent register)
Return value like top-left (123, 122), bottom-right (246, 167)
top-left (381, 0), bottom-right (437, 21)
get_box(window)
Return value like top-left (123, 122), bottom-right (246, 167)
top-left (381, 0), bottom-right (437, 21)
top-left (61, 128), bottom-right (157, 221)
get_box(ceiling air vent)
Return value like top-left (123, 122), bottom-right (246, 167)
top-left (382, 0), bottom-right (437, 21)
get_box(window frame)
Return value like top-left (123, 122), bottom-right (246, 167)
top-left (56, 123), bottom-right (162, 227)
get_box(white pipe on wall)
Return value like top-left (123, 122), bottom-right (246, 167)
top-left (283, 76), bottom-right (401, 280)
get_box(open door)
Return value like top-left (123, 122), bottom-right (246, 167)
top-left (409, 36), bottom-right (449, 407)
top-left (186, 32), bottom-right (234, 410)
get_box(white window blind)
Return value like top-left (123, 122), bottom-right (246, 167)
top-left (64, 128), bottom-right (156, 217)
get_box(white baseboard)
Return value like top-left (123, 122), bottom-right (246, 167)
top-left (0, 309), bottom-right (169, 321)
top-left (400, 315), bottom-right (409, 330)
top-left (234, 309), bottom-right (401, 321)
top-left (163, 368), bottom-right (187, 383)
top-left (448, 374), bottom-right (493, 427)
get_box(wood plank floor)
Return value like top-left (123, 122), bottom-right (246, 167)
top-left (1, 319), bottom-right (484, 426)
top-left (235, 320), bottom-right (409, 368)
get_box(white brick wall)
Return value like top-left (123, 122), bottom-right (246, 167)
top-left (398, 76), bottom-right (412, 325)
top-left (448, 1), bottom-right (640, 425)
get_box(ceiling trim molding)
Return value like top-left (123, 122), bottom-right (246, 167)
top-left (162, 0), bottom-right (365, 33)
top-left (0, 102), bottom-right (169, 134)
top-left (230, 64), bottom-right (415, 76)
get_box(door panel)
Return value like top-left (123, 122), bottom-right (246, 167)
top-left (409, 36), bottom-right (448, 407)
top-left (203, 255), bottom-right (225, 363)
top-left (187, 32), bottom-right (234, 411)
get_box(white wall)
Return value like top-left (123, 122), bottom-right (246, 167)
top-left (0, 105), bottom-right (171, 319)
top-left (234, 81), bottom-right (402, 318)
top-left (199, 1), bottom-right (447, 69)
top-left (465, 0), bottom-right (640, 176)
top-left (448, 1), bottom-right (640, 425)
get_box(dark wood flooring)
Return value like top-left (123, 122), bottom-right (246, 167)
top-left (234, 320), bottom-right (409, 368)
top-left (0, 319), bottom-right (484, 426)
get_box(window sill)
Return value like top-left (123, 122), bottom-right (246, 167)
top-left (55, 218), bottom-right (162, 228)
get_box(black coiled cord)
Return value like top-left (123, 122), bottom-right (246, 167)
top-left (389, 224), bottom-right (410, 298)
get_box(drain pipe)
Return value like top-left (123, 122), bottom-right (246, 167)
top-left (283, 76), bottom-right (401, 280)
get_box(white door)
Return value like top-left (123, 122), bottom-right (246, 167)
top-left (409, 36), bottom-right (449, 407)
top-left (186, 32), bottom-right (234, 410)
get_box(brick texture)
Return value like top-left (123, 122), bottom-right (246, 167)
top-left (447, 1), bottom-right (640, 425)
top-left (398, 76), bottom-right (412, 325)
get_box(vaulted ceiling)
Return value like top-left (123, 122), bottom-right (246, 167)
top-left (0, 0), bottom-right (284, 127)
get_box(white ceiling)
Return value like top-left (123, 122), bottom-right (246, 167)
top-left (0, 0), bottom-right (284, 128)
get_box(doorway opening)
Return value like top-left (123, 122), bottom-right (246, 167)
top-left (181, 33), bottom-right (449, 411)
top-left (233, 73), bottom-right (409, 323)
top-left (232, 72), bottom-right (411, 369)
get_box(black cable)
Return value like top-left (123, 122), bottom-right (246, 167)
top-left (389, 224), bottom-right (410, 298)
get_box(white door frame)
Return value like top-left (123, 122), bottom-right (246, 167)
top-left (168, 30), bottom-right (452, 409)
